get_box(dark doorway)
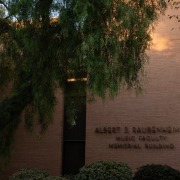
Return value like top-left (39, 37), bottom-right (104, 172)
top-left (62, 82), bottom-right (86, 175)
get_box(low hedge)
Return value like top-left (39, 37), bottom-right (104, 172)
top-left (9, 168), bottom-right (49, 180)
top-left (76, 161), bottom-right (133, 180)
top-left (133, 164), bottom-right (180, 180)
top-left (9, 168), bottom-right (68, 180)
top-left (44, 176), bottom-right (67, 180)
top-left (9, 163), bottom-right (180, 180)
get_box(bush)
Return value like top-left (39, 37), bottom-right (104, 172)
top-left (44, 176), bottom-right (67, 180)
top-left (63, 174), bottom-right (77, 180)
top-left (76, 161), bottom-right (133, 180)
top-left (133, 164), bottom-right (180, 180)
top-left (9, 168), bottom-right (49, 180)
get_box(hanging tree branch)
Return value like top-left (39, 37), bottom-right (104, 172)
top-left (0, 0), bottom-right (170, 174)
top-left (0, 1), bottom-right (8, 11)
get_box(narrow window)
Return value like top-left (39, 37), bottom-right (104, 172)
top-left (62, 81), bottom-right (86, 175)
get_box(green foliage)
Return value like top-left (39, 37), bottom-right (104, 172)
top-left (0, 82), bottom-right (33, 171)
top-left (0, 0), bottom-right (168, 171)
top-left (76, 161), bottom-right (133, 180)
top-left (44, 176), bottom-right (68, 180)
top-left (9, 168), bottom-right (71, 180)
top-left (133, 164), bottom-right (180, 180)
top-left (9, 168), bottom-right (49, 180)
top-left (0, 5), bottom-right (5, 18)
top-left (62, 174), bottom-right (77, 180)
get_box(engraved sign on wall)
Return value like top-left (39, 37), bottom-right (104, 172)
top-left (95, 126), bottom-right (180, 150)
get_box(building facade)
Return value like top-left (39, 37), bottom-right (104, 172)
top-left (2, 8), bottom-right (180, 179)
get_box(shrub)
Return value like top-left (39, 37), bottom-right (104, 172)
top-left (44, 176), bottom-right (67, 180)
top-left (9, 168), bottom-right (49, 180)
top-left (63, 174), bottom-right (77, 180)
top-left (76, 161), bottom-right (133, 180)
top-left (133, 164), bottom-right (180, 180)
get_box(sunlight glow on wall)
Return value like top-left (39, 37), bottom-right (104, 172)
top-left (151, 33), bottom-right (171, 52)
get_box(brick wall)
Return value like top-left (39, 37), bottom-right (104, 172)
top-left (2, 8), bottom-right (180, 178)
top-left (86, 14), bottom-right (180, 170)
top-left (2, 90), bottom-right (64, 180)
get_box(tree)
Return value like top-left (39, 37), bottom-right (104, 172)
top-left (0, 5), bottom-right (5, 18)
top-left (0, 0), bottom-right (168, 170)
top-left (167, 0), bottom-right (180, 26)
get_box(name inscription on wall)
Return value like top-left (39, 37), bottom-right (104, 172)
top-left (95, 126), bottom-right (180, 150)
